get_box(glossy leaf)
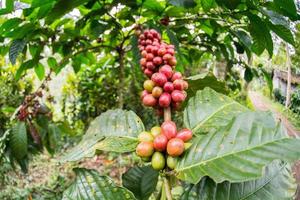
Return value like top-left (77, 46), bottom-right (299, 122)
top-left (274, 0), bottom-right (297, 20)
top-left (60, 109), bottom-right (144, 162)
top-left (62, 168), bottom-right (136, 200)
top-left (180, 161), bottom-right (296, 200)
top-left (122, 166), bottom-right (159, 200)
top-left (9, 121), bottom-right (28, 161)
top-left (185, 73), bottom-right (228, 98)
top-left (9, 39), bottom-right (26, 65)
top-left (267, 22), bottom-right (295, 46)
top-left (183, 88), bottom-right (247, 134)
top-left (177, 111), bottom-right (300, 183)
top-left (248, 14), bottom-right (273, 56)
top-left (34, 63), bottom-right (45, 80)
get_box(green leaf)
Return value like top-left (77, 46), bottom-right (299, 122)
top-left (176, 111), bottom-right (300, 183)
top-left (183, 88), bottom-right (247, 134)
top-left (180, 161), bottom-right (296, 200)
top-left (62, 168), bottom-right (136, 200)
top-left (200, 0), bottom-right (215, 11)
top-left (168, 0), bottom-right (197, 8)
top-left (244, 67), bottom-right (253, 82)
top-left (232, 30), bottom-right (252, 51)
top-left (34, 63), bottom-right (45, 80)
top-left (122, 166), bottom-right (159, 200)
top-left (274, 0), bottom-right (297, 20)
top-left (9, 121), bottom-right (28, 161)
top-left (60, 109), bottom-right (144, 162)
top-left (9, 39), bottom-right (26, 65)
top-left (185, 72), bottom-right (228, 99)
top-left (47, 57), bottom-right (59, 73)
top-left (267, 22), bottom-right (295, 46)
top-left (45, 0), bottom-right (90, 24)
top-left (143, 0), bottom-right (164, 14)
top-left (248, 14), bottom-right (273, 56)
top-left (15, 59), bottom-right (35, 80)
top-left (0, 18), bottom-right (23, 36)
top-left (47, 123), bottom-right (61, 155)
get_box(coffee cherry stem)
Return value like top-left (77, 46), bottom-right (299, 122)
top-left (163, 176), bottom-right (173, 200)
top-left (164, 107), bottom-right (172, 122)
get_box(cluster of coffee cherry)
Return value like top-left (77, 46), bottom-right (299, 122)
top-left (137, 29), bottom-right (189, 111)
top-left (136, 121), bottom-right (193, 170)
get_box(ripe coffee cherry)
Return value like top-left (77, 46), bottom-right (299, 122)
top-left (161, 121), bottom-right (177, 140)
top-left (152, 86), bottom-right (163, 98)
top-left (158, 48), bottom-right (166, 57)
top-left (167, 48), bottom-right (175, 55)
top-left (143, 94), bottom-right (157, 107)
top-left (159, 92), bottom-right (171, 108)
top-left (151, 46), bottom-right (159, 55)
top-left (144, 30), bottom-right (150, 36)
top-left (163, 54), bottom-right (172, 61)
top-left (173, 79), bottom-right (185, 90)
top-left (136, 142), bottom-right (154, 157)
top-left (144, 69), bottom-right (153, 78)
top-left (151, 152), bottom-right (165, 170)
top-left (146, 39), bottom-right (152, 45)
top-left (167, 156), bottom-right (178, 169)
top-left (151, 126), bottom-right (161, 137)
top-left (171, 90), bottom-right (186, 102)
top-left (167, 138), bottom-right (185, 157)
top-left (140, 90), bottom-right (149, 100)
top-left (153, 41), bottom-right (160, 47)
top-left (147, 33), bottom-right (153, 40)
top-left (168, 57), bottom-right (177, 66)
top-left (150, 29), bottom-right (158, 37)
top-left (146, 53), bottom-right (154, 61)
top-left (153, 134), bottom-right (168, 151)
top-left (151, 73), bottom-right (167, 87)
top-left (143, 80), bottom-right (155, 92)
top-left (141, 40), bottom-right (146, 46)
top-left (159, 65), bottom-right (173, 79)
top-left (140, 58), bottom-right (147, 66)
top-left (138, 131), bottom-right (154, 142)
top-left (163, 82), bottom-right (174, 93)
top-left (145, 45), bottom-right (153, 52)
top-left (176, 129), bottom-right (193, 142)
top-left (153, 57), bottom-right (163, 66)
top-left (146, 62), bottom-right (155, 70)
top-left (171, 72), bottom-right (182, 81)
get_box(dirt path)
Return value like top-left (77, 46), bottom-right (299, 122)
top-left (249, 91), bottom-right (300, 137)
top-left (249, 91), bottom-right (300, 199)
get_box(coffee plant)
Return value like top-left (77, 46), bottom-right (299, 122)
top-left (0, 0), bottom-right (300, 199)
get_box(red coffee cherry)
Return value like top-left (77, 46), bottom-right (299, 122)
top-left (171, 72), bottom-right (182, 81)
top-left (141, 90), bottom-right (149, 100)
top-left (143, 94), bottom-right (157, 107)
top-left (176, 129), bottom-right (193, 142)
top-left (163, 54), bottom-right (172, 61)
top-left (146, 62), bottom-right (155, 70)
top-left (163, 82), bottom-right (174, 93)
top-left (173, 79), bottom-right (185, 90)
top-left (158, 48), bottom-right (167, 57)
top-left (151, 72), bottom-right (167, 87)
top-left (159, 92), bottom-right (171, 108)
top-left (153, 134), bottom-right (168, 151)
top-left (146, 53), bottom-right (154, 61)
top-left (144, 69), bottom-right (153, 78)
top-left (167, 138), bottom-right (184, 157)
top-left (153, 57), bottom-right (163, 66)
top-left (171, 90), bottom-right (186, 102)
top-left (159, 65), bottom-right (173, 79)
top-left (161, 121), bottom-right (177, 140)
top-left (140, 58), bottom-right (147, 66)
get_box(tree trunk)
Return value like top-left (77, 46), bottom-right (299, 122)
top-left (285, 43), bottom-right (291, 108)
